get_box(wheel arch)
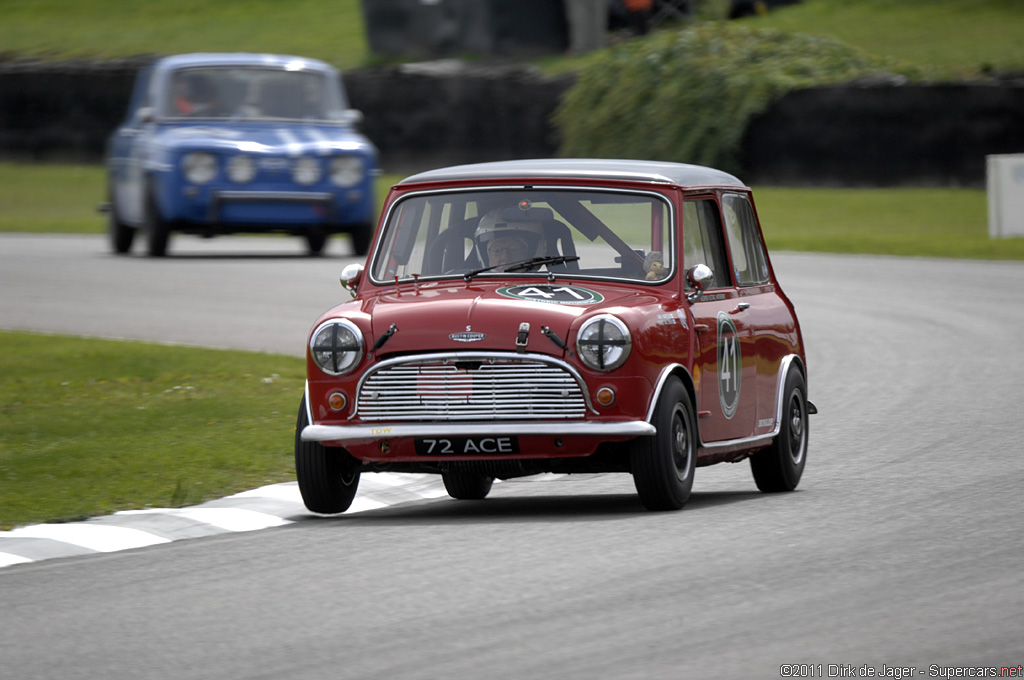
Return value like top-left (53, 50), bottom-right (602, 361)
top-left (646, 364), bottom-right (700, 435)
top-left (775, 354), bottom-right (811, 428)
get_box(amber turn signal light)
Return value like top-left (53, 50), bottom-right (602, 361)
top-left (595, 387), bottom-right (616, 407)
top-left (328, 392), bottom-right (348, 411)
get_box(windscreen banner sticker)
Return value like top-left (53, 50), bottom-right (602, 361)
top-left (497, 285), bottom-right (604, 306)
top-left (717, 311), bottom-right (741, 419)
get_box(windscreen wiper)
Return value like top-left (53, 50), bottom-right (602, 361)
top-left (463, 255), bottom-right (580, 282)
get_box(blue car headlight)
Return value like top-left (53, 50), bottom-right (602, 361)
top-left (227, 155), bottom-right (256, 183)
top-left (182, 152), bottom-right (217, 184)
top-left (293, 157), bottom-right (322, 186)
top-left (330, 156), bottom-right (364, 188)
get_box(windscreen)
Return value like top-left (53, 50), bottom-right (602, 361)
top-left (164, 66), bottom-right (343, 121)
top-left (370, 188), bottom-right (673, 284)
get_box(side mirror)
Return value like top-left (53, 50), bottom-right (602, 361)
top-left (686, 264), bottom-right (713, 302)
top-left (340, 263), bottom-right (364, 298)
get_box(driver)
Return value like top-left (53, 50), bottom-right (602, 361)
top-left (473, 207), bottom-right (546, 269)
top-left (171, 73), bottom-right (218, 116)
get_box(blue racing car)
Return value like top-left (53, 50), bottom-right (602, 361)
top-left (105, 53), bottom-right (378, 256)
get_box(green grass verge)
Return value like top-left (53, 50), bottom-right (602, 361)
top-left (3, 161), bottom-right (1019, 260)
top-left (754, 186), bottom-right (1024, 260)
top-left (0, 330), bottom-right (305, 530)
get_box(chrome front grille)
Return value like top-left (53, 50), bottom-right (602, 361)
top-left (356, 354), bottom-right (588, 421)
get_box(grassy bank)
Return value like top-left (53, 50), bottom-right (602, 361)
top-left (732, 0), bottom-right (1024, 79)
top-left (3, 0), bottom-right (1023, 78)
top-left (0, 0), bottom-right (368, 66)
top-left (0, 331), bottom-right (304, 530)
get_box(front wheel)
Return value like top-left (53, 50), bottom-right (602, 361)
top-left (305, 231), bottom-right (328, 256)
top-left (631, 376), bottom-right (697, 511)
top-left (144, 190), bottom-right (171, 257)
top-left (348, 222), bottom-right (373, 257)
top-left (750, 369), bottom-right (808, 492)
top-left (295, 397), bottom-right (361, 513)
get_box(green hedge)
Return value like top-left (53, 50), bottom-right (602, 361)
top-left (554, 23), bottom-right (920, 174)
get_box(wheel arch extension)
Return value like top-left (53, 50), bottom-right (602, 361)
top-left (645, 354), bottom-right (817, 447)
top-left (778, 352), bottom-right (819, 417)
top-left (646, 364), bottom-right (698, 424)
top-left (778, 354), bottom-right (817, 416)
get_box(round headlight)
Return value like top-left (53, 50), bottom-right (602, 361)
top-left (330, 156), bottom-right (364, 187)
top-left (227, 155), bottom-right (256, 183)
top-left (182, 152), bottom-right (216, 184)
top-left (293, 156), bottom-right (322, 185)
top-left (310, 319), bottom-right (364, 376)
top-left (576, 315), bottom-right (632, 372)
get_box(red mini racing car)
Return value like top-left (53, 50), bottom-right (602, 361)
top-left (295, 159), bottom-right (815, 512)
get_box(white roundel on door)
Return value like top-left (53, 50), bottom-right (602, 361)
top-left (717, 311), bottom-right (741, 419)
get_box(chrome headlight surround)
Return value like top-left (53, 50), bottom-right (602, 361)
top-left (226, 155), bottom-right (256, 183)
top-left (330, 156), bottom-right (364, 187)
top-left (182, 152), bottom-right (217, 184)
top-left (576, 314), bottom-right (632, 372)
top-left (310, 319), bottom-right (364, 376)
top-left (293, 156), bottom-right (322, 185)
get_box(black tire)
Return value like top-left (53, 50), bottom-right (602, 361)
top-left (349, 222), bottom-right (373, 257)
top-left (107, 191), bottom-right (135, 255)
top-left (305, 231), bottom-right (328, 256)
top-left (144, 189), bottom-right (170, 257)
top-left (294, 397), bottom-right (361, 513)
top-left (750, 369), bottom-right (808, 492)
top-left (441, 471), bottom-right (494, 500)
top-left (631, 376), bottom-right (697, 511)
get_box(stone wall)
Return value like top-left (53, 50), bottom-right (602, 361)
top-left (2, 57), bottom-right (1023, 186)
top-left (0, 58), bottom-right (144, 161)
top-left (344, 62), bottom-right (574, 172)
top-left (742, 77), bottom-right (1024, 186)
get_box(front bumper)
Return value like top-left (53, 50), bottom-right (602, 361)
top-left (209, 190), bottom-right (335, 222)
top-left (301, 420), bottom-right (656, 443)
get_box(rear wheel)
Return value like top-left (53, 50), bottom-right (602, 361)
top-left (441, 471), bottom-right (494, 500)
top-left (750, 369), bottom-right (808, 492)
top-left (107, 191), bottom-right (135, 255)
top-left (631, 376), bottom-right (697, 511)
top-left (295, 397), bottom-right (361, 513)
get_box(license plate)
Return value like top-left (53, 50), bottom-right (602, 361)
top-left (414, 436), bottom-right (519, 456)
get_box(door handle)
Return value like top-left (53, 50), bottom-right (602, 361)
top-left (732, 302), bottom-right (750, 313)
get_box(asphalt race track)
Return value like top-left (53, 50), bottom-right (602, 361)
top-left (2, 234), bottom-right (1023, 679)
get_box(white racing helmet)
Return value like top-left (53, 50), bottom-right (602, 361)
top-left (474, 207), bottom-right (548, 267)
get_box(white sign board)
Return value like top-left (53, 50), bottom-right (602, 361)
top-left (987, 154), bottom-right (1024, 238)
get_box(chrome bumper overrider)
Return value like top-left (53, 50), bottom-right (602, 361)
top-left (301, 421), bottom-right (656, 442)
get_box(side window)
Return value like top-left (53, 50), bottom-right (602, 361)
top-left (682, 199), bottom-right (729, 289)
top-left (722, 193), bottom-right (770, 286)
